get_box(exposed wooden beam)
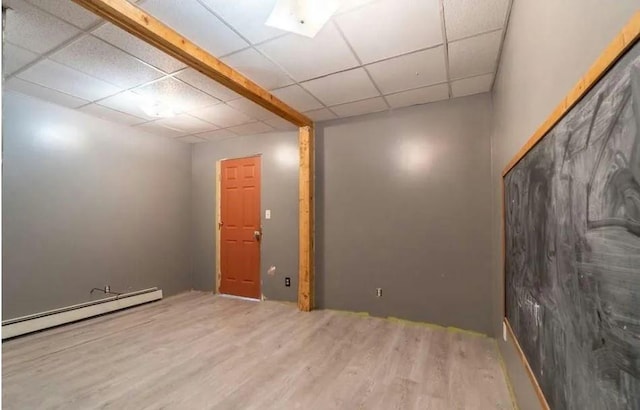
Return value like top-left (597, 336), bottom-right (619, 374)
top-left (298, 126), bottom-right (315, 311)
top-left (71, 0), bottom-right (312, 127)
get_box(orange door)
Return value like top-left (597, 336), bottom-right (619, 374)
top-left (220, 156), bottom-right (261, 299)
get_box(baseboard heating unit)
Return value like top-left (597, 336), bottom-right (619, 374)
top-left (2, 287), bottom-right (163, 340)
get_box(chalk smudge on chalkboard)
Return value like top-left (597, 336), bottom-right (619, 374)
top-left (505, 42), bottom-right (640, 409)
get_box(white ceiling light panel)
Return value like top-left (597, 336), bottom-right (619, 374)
top-left (265, 0), bottom-right (343, 38)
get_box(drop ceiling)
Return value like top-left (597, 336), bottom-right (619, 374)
top-left (3, 0), bottom-right (511, 143)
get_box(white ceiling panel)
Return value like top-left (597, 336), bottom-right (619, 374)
top-left (50, 36), bottom-right (164, 89)
top-left (301, 68), bottom-right (379, 106)
top-left (228, 121), bottom-right (275, 136)
top-left (226, 98), bottom-right (279, 121)
top-left (451, 73), bottom-right (493, 97)
top-left (134, 77), bottom-right (220, 113)
top-left (176, 135), bottom-right (207, 143)
top-left (305, 108), bottom-right (338, 122)
top-left (198, 0), bottom-right (285, 44)
top-left (4, 0), bottom-right (81, 54)
top-left (141, 0), bottom-right (248, 57)
top-left (222, 48), bottom-right (293, 90)
top-left (17, 59), bottom-right (121, 101)
top-left (366, 47), bottom-right (447, 94)
top-left (24, 0), bottom-right (101, 29)
top-left (444, 0), bottom-right (509, 41)
top-left (79, 104), bottom-right (146, 125)
top-left (271, 85), bottom-right (323, 112)
top-left (330, 97), bottom-right (387, 118)
top-left (153, 114), bottom-right (218, 134)
top-left (448, 30), bottom-right (502, 80)
top-left (264, 117), bottom-right (297, 131)
top-left (134, 121), bottom-right (186, 138)
top-left (257, 23), bottom-right (359, 81)
top-left (335, 0), bottom-right (442, 64)
top-left (386, 83), bottom-right (449, 108)
top-left (93, 24), bottom-right (187, 74)
top-left (98, 91), bottom-right (159, 121)
top-left (5, 78), bottom-right (89, 109)
top-left (174, 69), bottom-right (242, 102)
top-left (337, 0), bottom-right (379, 14)
top-left (190, 104), bottom-right (254, 127)
top-left (195, 128), bottom-right (238, 142)
top-left (3, 43), bottom-right (39, 76)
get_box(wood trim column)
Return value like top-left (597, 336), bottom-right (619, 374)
top-left (298, 126), bottom-right (314, 311)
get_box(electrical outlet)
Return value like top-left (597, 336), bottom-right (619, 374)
top-left (105, 285), bottom-right (111, 293)
top-left (376, 288), bottom-right (382, 297)
top-left (285, 277), bottom-right (291, 287)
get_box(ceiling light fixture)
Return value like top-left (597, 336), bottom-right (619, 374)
top-left (140, 99), bottom-right (176, 118)
top-left (266, 0), bottom-right (344, 38)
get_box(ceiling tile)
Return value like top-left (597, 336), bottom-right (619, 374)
top-left (305, 108), bottom-right (338, 122)
top-left (195, 128), bottom-right (238, 142)
top-left (228, 121), bottom-right (275, 136)
top-left (3, 42), bottom-right (39, 76)
top-left (190, 104), bottom-right (254, 127)
top-left (451, 73), bottom-right (494, 97)
top-left (271, 85), bottom-right (323, 112)
top-left (4, 0), bottom-right (81, 54)
top-left (366, 47), bottom-right (447, 94)
top-left (444, 0), bottom-right (509, 41)
top-left (257, 23), bottom-right (359, 81)
top-left (176, 135), bottom-right (207, 143)
top-left (98, 91), bottom-right (159, 121)
top-left (17, 59), bottom-right (121, 101)
top-left (51, 36), bottom-right (164, 89)
top-left (93, 24), bottom-right (187, 74)
top-left (79, 104), bottom-right (147, 125)
top-left (264, 117), bottom-right (297, 131)
top-left (141, 0), bottom-right (248, 57)
top-left (222, 48), bottom-right (293, 90)
top-left (153, 114), bottom-right (218, 134)
top-left (174, 69), bottom-right (242, 102)
top-left (134, 77), bottom-right (220, 113)
top-left (301, 68), bottom-right (379, 106)
top-left (5, 77), bottom-right (89, 109)
top-left (448, 30), bottom-right (502, 80)
top-left (198, 0), bottom-right (285, 44)
top-left (335, 0), bottom-right (442, 64)
top-left (134, 122), bottom-right (186, 138)
top-left (226, 98), bottom-right (279, 121)
top-left (24, 0), bottom-right (101, 29)
top-left (330, 97), bottom-right (387, 118)
top-left (386, 83), bottom-right (449, 108)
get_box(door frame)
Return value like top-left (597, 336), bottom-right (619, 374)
top-left (215, 154), bottom-right (262, 298)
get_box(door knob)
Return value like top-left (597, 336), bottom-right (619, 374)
top-left (254, 230), bottom-right (262, 241)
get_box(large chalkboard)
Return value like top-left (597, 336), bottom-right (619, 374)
top-left (504, 41), bottom-right (640, 409)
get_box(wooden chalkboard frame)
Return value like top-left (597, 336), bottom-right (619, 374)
top-left (501, 12), bottom-right (640, 410)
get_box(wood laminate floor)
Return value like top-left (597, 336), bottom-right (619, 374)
top-left (2, 292), bottom-right (514, 409)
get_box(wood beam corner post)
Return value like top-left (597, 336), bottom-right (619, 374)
top-left (298, 126), bottom-right (314, 311)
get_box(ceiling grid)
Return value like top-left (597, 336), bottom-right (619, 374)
top-left (3, 0), bottom-right (512, 143)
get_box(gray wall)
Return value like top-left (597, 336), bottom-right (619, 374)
top-left (490, 1), bottom-right (639, 409)
top-left (317, 94), bottom-right (493, 334)
top-left (2, 92), bottom-right (192, 319)
top-left (191, 132), bottom-right (299, 301)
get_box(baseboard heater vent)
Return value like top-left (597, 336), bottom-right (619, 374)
top-left (2, 287), bottom-right (163, 340)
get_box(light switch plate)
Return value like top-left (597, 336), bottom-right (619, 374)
top-left (503, 322), bottom-right (507, 341)
top-left (265, 209), bottom-right (271, 219)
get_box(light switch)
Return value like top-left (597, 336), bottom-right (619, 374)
top-left (265, 209), bottom-right (271, 219)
